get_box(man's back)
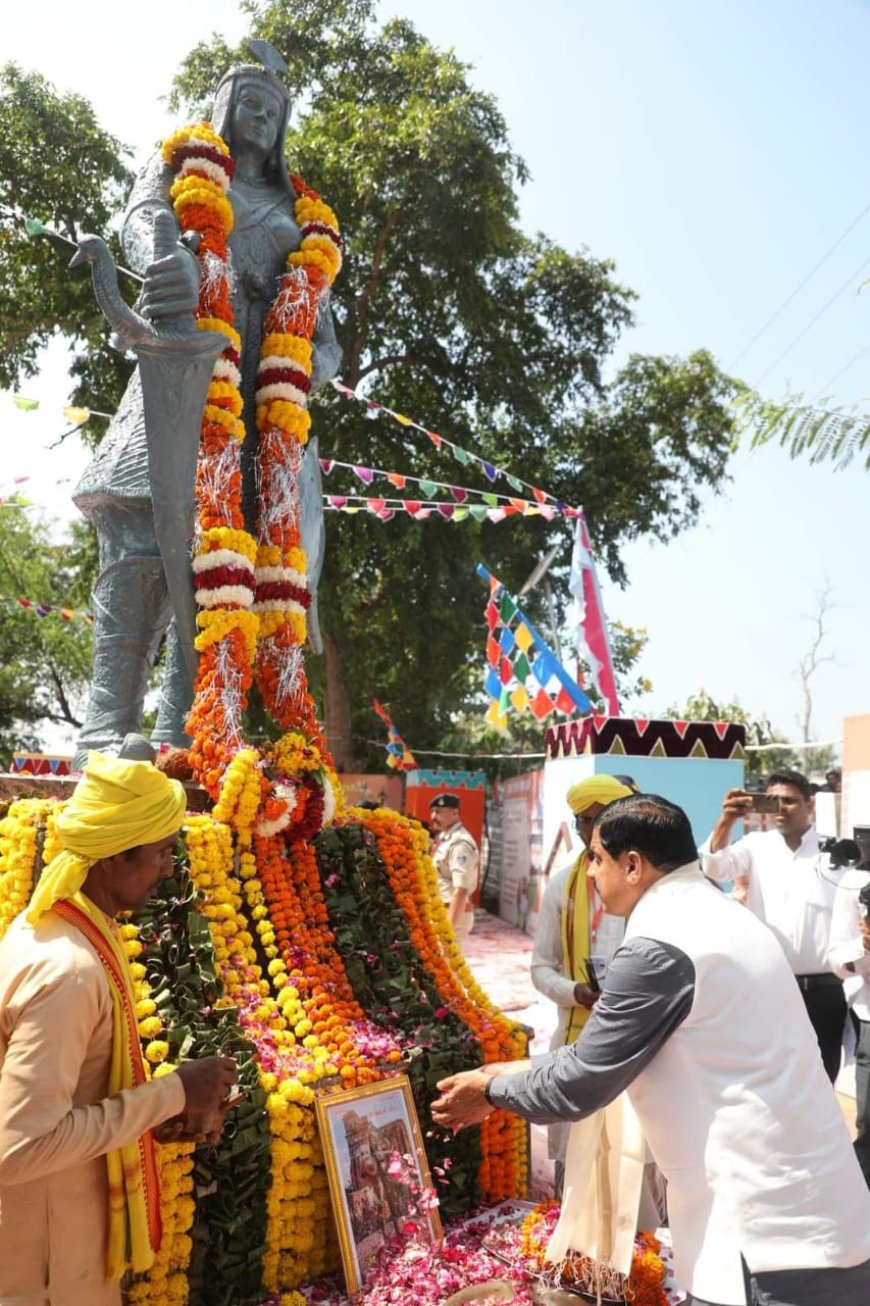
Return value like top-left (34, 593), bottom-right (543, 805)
top-left (626, 867), bottom-right (870, 1302)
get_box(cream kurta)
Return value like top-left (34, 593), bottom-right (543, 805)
top-left (0, 910), bottom-right (186, 1306)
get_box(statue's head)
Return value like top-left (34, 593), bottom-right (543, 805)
top-left (212, 61), bottom-right (292, 184)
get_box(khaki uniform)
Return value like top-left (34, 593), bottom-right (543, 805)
top-left (432, 822), bottom-right (479, 942)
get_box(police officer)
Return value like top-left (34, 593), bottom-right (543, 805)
top-left (429, 794), bottom-right (480, 943)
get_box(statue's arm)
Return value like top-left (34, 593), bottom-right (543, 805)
top-left (122, 153), bottom-right (200, 321)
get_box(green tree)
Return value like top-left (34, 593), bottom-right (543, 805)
top-left (2, 3), bottom-right (742, 767)
top-left (0, 63), bottom-right (135, 423)
top-left (0, 505), bottom-right (95, 766)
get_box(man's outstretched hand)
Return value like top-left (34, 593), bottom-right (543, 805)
top-left (431, 1069), bottom-right (494, 1131)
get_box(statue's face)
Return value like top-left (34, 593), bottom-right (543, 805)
top-left (232, 80), bottom-right (284, 157)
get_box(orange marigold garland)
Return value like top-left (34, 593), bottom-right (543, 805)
top-left (252, 176), bottom-right (343, 838)
top-left (161, 123), bottom-right (343, 841)
top-left (519, 1203), bottom-right (670, 1305)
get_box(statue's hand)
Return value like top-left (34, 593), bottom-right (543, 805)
top-left (138, 209), bottom-right (200, 322)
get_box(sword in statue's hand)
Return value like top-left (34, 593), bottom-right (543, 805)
top-left (70, 210), bottom-right (227, 681)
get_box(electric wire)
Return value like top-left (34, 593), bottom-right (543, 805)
top-left (729, 199), bottom-right (870, 370)
top-left (752, 253), bottom-right (870, 390)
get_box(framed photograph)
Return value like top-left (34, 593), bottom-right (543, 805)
top-left (315, 1074), bottom-right (443, 1294)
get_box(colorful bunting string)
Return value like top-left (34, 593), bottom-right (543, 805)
top-left (9, 397), bottom-right (112, 424)
top-left (331, 378), bottom-right (573, 512)
top-left (1, 595), bottom-right (94, 624)
top-left (476, 564), bottom-right (591, 729)
top-left (24, 215), bottom-right (144, 285)
top-left (323, 495), bottom-right (562, 523)
top-left (319, 457), bottom-right (579, 517)
top-left (372, 698), bottom-right (418, 771)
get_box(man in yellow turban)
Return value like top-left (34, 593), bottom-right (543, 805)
top-left (0, 753), bottom-right (238, 1306)
top-left (531, 773), bottom-right (635, 1186)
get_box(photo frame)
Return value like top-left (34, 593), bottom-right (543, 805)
top-left (315, 1074), bottom-right (443, 1294)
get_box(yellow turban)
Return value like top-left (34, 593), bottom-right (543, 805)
top-left (566, 774), bottom-right (634, 815)
top-left (27, 752), bottom-right (186, 922)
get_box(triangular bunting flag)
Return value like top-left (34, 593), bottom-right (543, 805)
top-left (498, 592), bottom-right (518, 624)
top-left (514, 622), bottom-right (535, 654)
top-left (485, 698), bottom-right (508, 731)
top-left (510, 684), bottom-right (531, 713)
top-left (485, 667), bottom-right (503, 700)
top-left (63, 406), bottom-right (90, 425)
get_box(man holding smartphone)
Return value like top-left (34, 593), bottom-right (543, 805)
top-left (700, 768), bottom-right (847, 1082)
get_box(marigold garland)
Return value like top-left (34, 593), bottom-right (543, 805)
top-left (519, 1203), bottom-right (670, 1305)
top-left (351, 808), bottom-right (528, 1202)
top-left (162, 121), bottom-right (343, 841)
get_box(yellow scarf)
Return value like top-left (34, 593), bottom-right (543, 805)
top-left (561, 849), bottom-right (591, 1045)
top-left (54, 893), bottom-right (162, 1279)
top-left (27, 751), bottom-right (186, 1281)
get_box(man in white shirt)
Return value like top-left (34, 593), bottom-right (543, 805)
top-left (827, 866), bottom-right (870, 1186)
top-left (701, 768), bottom-right (846, 1082)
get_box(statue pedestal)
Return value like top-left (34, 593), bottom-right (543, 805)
top-left (0, 771), bottom-right (212, 811)
top-left (541, 716), bottom-right (746, 870)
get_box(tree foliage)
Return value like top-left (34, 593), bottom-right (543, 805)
top-left (0, 63), bottom-right (134, 419)
top-left (0, 506), bottom-right (95, 766)
top-left (2, 2), bottom-right (742, 765)
top-left (736, 383), bottom-right (870, 471)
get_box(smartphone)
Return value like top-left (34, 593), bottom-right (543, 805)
top-left (584, 957), bottom-right (606, 992)
top-left (751, 793), bottom-right (780, 815)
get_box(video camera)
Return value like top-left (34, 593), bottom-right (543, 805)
top-left (817, 835), bottom-right (862, 869)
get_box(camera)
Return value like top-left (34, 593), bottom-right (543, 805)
top-left (818, 836), bottom-right (862, 869)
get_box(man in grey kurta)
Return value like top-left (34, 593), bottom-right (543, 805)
top-left (432, 794), bottom-right (870, 1306)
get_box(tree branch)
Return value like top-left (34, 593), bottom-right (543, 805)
top-left (355, 352), bottom-right (427, 382)
top-left (344, 204), bottom-right (406, 387)
top-left (46, 661), bottom-right (82, 729)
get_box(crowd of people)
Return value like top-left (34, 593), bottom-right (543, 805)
top-left (434, 766), bottom-right (870, 1306)
top-left (3, 750), bottom-right (870, 1306)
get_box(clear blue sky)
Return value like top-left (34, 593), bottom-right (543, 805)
top-left (5, 0), bottom-right (870, 745)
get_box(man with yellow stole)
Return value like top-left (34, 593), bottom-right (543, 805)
top-left (531, 775), bottom-right (634, 1184)
top-left (0, 753), bottom-right (237, 1305)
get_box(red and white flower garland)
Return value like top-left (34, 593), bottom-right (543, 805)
top-left (161, 121), bottom-right (343, 838)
